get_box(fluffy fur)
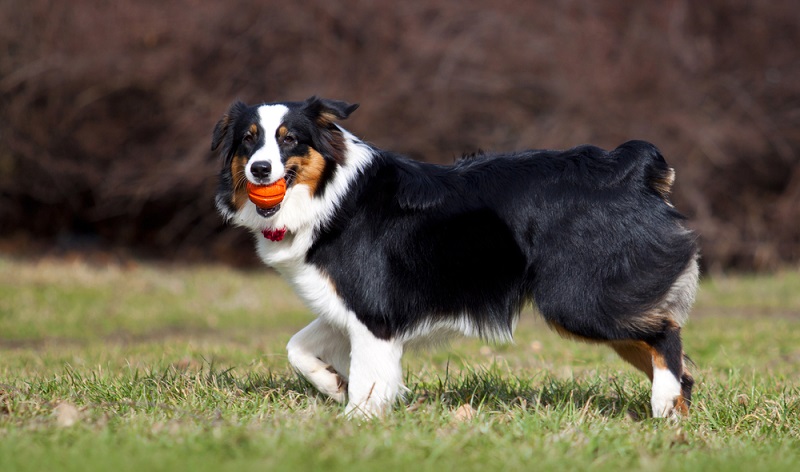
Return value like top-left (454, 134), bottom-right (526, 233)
top-left (212, 96), bottom-right (699, 418)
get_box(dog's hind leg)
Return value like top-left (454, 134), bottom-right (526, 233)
top-left (287, 318), bottom-right (351, 403)
top-left (647, 325), bottom-right (693, 418)
top-left (611, 326), bottom-right (693, 418)
top-left (613, 255), bottom-right (697, 418)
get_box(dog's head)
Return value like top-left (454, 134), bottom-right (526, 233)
top-left (212, 96), bottom-right (358, 224)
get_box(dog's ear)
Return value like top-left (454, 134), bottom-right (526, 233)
top-left (211, 101), bottom-right (248, 152)
top-left (303, 96), bottom-right (359, 127)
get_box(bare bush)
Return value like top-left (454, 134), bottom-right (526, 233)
top-left (1, 0), bottom-right (797, 270)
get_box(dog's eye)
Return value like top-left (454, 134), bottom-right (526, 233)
top-left (242, 132), bottom-right (255, 145)
top-left (281, 134), bottom-right (296, 146)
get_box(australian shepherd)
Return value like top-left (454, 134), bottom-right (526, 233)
top-left (212, 96), bottom-right (699, 418)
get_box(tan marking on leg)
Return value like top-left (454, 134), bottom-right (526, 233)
top-left (673, 394), bottom-right (689, 416)
top-left (610, 341), bottom-right (655, 381)
top-left (650, 349), bottom-right (669, 370)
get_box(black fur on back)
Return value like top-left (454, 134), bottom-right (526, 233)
top-left (307, 140), bottom-right (697, 341)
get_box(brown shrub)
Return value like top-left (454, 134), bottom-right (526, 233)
top-left (1, 0), bottom-right (798, 270)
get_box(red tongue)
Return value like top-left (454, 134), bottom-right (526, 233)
top-left (262, 227), bottom-right (286, 241)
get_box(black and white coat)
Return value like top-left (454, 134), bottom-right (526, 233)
top-left (212, 97), bottom-right (699, 418)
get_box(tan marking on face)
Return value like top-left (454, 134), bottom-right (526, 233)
top-left (284, 147), bottom-right (327, 196)
top-left (230, 155), bottom-right (249, 210)
top-left (277, 125), bottom-right (288, 139)
top-left (249, 123), bottom-right (258, 135)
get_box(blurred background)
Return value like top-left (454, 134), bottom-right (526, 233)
top-left (0, 0), bottom-right (797, 273)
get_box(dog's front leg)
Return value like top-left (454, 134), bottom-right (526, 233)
top-left (345, 321), bottom-right (404, 418)
top-left (287, 318), bottom-right (351, 403)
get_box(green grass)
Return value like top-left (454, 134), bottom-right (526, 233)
top-left (1, 257), bottom-right (799, 471)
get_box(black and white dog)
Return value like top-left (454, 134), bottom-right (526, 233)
top-left (212, 96), bottom-right (699, 418)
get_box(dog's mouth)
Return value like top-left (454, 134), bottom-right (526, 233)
top-left (256, 205), bottom-right (280, 218)
top-left (250, 173), bottom-right (294, 219)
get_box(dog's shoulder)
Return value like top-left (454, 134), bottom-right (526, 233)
top-left (362, 152), bottom-right (453, 211)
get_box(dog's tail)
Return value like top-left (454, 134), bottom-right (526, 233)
top-left (615, 140), bottom-right (676, 205)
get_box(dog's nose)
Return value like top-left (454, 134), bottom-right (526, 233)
top-left (250, 161), bottom-right (272, 181)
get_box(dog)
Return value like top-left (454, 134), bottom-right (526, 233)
top-left (212, 96), bottom-right (699, 418)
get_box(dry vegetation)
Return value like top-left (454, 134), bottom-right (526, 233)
top-left (1, 0), bottom-right (798, 270)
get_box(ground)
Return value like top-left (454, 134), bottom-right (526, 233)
top-left (0, 257), bottom-right (799, 471)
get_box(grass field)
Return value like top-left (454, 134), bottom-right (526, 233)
top-left (1, 257), bottom-right (799, 471)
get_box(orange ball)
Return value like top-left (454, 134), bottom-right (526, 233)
top-left (247, 178), bottom-right (286, 209)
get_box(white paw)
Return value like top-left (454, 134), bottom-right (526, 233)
top-left (651, 366), bottom-right (685, 418)
top-left (295, 364), bottom-right (348, 404)
top-left (345, 397), bottom-right (388, 419)
top-left (651, 394), bottom-right (680, 418)
top-left (344, 381), bottom-right (405, 419)
top-left (314, 366), bottom-right (348, 403)
top-left (287, 349), bottom-right (349, 404)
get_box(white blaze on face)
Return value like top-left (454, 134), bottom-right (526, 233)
top-left (245, 104), bottom-right (289, 184)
